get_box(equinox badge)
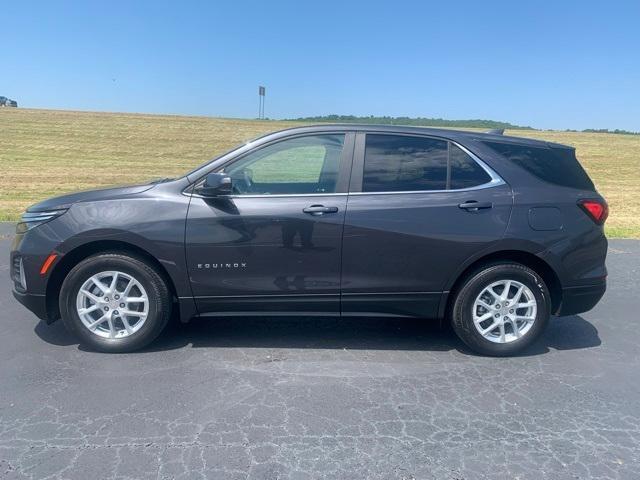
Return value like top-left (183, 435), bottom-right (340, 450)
top-left (197, 263), bottom-right (247, 269)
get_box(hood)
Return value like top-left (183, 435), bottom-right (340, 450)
top-left (27, 183), bottom-right (157, 212)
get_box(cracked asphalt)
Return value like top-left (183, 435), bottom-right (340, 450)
top-left (0, 222), bottom-right (639, 479)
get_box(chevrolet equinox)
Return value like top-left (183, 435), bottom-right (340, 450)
top-left (11, 125), bottom-right (608, 355)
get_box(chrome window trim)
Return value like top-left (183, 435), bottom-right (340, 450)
top-left (183, 132), bottom-right (506, 198)
top-left (355, 136), bottom-right (505, 195)
top-left (184, 131), bottom-right (355, 198)
top-left (188, 184), bottom-right (503, 199)
top-left (453, 141), bottom-right (504, 185)
top-left (348, 179), bottom-right (504, 196)
top-left (188, 191), bottom-right (349, 199)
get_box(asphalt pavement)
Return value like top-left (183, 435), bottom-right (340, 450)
top-left (0, 222), bottom-right (639, 479)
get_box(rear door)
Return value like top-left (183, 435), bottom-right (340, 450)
top-left (341, 132), bottom-right (513, 318)
top-left (186, 132), bottom-right (354, 316)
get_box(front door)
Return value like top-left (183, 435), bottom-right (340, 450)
top-left (186, 132), bottom-right (354, 316)
top-left (341, 132), bottom-right (513, 318)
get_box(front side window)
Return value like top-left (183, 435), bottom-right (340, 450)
top-left (363, 134), bottom-right (493, 192)
top-left (224, 134), bottom-right (345, 195)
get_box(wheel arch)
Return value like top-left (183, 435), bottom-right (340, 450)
top-left (45, 240), bottom-right (179, 323)
top-left (444, 250), bottom-right (563, 317)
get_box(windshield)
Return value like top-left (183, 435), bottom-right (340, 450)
top-left (183, 132), bottom-right (271, 178)
top-left (183, 142), bottom-right (245, 178)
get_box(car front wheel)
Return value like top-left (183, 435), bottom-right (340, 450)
top-left (59, 252), bottom-right (171, 353)
top-left (451, 262), bottom-right (550, 356)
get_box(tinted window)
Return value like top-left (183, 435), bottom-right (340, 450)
top-left (483, 141), bottom-right (594, 191)
top-left (450, 144), bottom-right (492, 189)
top-left (363, 135), bottom-right (448, 192)
top-left (224, 134), bottom-right (344, 195)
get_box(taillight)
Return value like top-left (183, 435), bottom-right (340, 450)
top-left (578, 199), bottom-right (608, 224)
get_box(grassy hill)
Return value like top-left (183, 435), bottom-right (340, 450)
top-left (1, 108), bottom-right (638, 237)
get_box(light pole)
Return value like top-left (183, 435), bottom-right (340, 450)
top-left (258, 86), bottom-right (266, 119)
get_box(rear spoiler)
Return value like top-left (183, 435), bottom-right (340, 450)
top-left (485, 128), bottom-right (505, 135)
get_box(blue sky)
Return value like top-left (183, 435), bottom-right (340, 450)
top-left (2, 0), bottom-right (639, 130)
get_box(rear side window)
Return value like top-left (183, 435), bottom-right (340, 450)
top-left (363, 135), bottom-right (448, 192)
top-left (363, 134), bottom-right (493, 192)
top-left (483, 141), bottom-right (594, 191)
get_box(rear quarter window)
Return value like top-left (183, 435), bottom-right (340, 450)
top-left (483, 141), bottom-right (594, 191)
top-left (449, 144), bottom-right (492, 189)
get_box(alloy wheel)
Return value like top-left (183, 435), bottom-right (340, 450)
top-left (75, 270), bottom-right (149, 339)
top-left (472, 279), bottom-right (537, 343)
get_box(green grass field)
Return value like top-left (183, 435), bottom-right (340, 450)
top-left (1, 108), bottom-right (638, 237)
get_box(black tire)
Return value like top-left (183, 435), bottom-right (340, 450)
top-left (450, 262), bottom-right (550, 356)
top-left (59, 252), bottom-right (172, 353)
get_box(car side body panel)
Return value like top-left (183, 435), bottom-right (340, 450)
top-left (340, 185), bottom-right (514, 318)
top-left (10, 124), bottom-right (608, 327)
top-left (185, 194), bottom-right (348, 316)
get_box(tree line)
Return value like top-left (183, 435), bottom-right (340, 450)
top-left (285, 115), bottom-right (532, 130)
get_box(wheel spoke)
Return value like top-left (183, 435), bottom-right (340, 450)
top-left (88, 314), bottom-right (108, 330)
top-left (125, 296), bottom-right (147, 303)
top-left (501, 281), bottom-right (512, 301)
top-left (109, 272), bottom-right (119, 293)
top-left (476, 299), bottom-right (494, 311)
top-left (120, 309), bottom-right (144, 318)
top-left (516, 302), bottom-right (536, 309)
top-left (480, 320), bottom-right (501, 336)
top-left (499, 322), bottom-right (506, 342)
top-left (90, 275), bottom-right (108, 294)
top-left (487, 287), bottom-right (501, 302)
top-left (106, 316), bottom-right (116, 338)
top-left (80, 289), bottom-right (103, 304)
top-left (474, 312), bottom-right (493, 324)
top-left (509, 318), bottom-right (521, 337)
top-left (121, 277), bottom-right (133, 296)
top-left (512, 284), bottom-right (524, 303)
top-left (121, 316), bottom-right (134, 334)
top-left (78, 305), bottom-right (99, 316)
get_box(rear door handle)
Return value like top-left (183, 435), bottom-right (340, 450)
top-left (458, 201), bottom-right (493, 211)
top-left (303, 205), bottom-right (339, 216)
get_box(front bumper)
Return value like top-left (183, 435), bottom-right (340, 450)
top-left (557, 281), bottom-right (606, 316)
top-left (12, 288), bottom-right (49, 321)
top-left (10, 223), bottom-right (64, 323)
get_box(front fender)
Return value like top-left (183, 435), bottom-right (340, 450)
top-left (51, 196), bottom-right (192, 297)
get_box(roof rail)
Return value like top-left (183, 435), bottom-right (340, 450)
top-left (485, 128), bottom-right (505, 135)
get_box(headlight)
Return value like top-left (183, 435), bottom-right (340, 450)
top-left (16, 209), bottom-right (68, 234)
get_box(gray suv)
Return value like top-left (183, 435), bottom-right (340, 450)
top-left (10, 125), bottom-right (608, 355)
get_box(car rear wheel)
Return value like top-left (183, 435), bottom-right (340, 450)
top-left (451, 262), bottom-right (550, 356)
top-left (60, 252), bottom-right (171, 353)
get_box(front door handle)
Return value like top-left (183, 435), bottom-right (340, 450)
top-left (458, 201), bottom-right (493, 211)
top-left (303, 205), bottom-right (339, 216)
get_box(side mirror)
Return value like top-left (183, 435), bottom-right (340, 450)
top-left (196, 173), bottom-right (233, 197)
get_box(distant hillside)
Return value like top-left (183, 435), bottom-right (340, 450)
top-left (285, 115), bottom-right (533, 130)
top-left (578, 128), bottom-right (640, 136)
top-left (1, 108), bottom-right (638, 237)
